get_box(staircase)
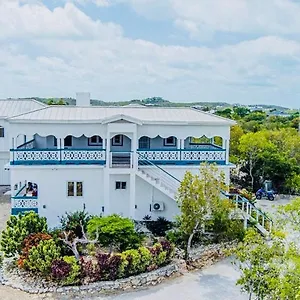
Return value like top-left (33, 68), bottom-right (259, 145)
top-left (137, 158), bottom-right (180, 200)
top-left (137, 156), bottom-right (273, 236)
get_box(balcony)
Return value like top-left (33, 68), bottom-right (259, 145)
top-left (137, 148), bottom-right (226, 165)
top-left (11, 182), bottom-right (38, 215)
top-left (11, 148), bottom-right (106, 165)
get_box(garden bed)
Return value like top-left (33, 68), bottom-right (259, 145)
top-left (0, 258), bottom-right (180, 295)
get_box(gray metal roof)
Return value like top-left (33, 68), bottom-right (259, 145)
top-left (8, 105), bottom-right (235, 126)
top-left (0, 99), bottom-right (46, 118)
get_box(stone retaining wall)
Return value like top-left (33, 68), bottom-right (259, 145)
top-left (0, 260), bottom-right (180, 295)
top-left (0, 241), bottom-right (236, 295)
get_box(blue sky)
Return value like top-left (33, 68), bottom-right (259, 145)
top-left (1, 1), bottom-right (300, 107)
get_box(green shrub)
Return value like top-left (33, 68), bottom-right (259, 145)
top-left (60, 210), bottom-right (92, 238)
top-left (143, 216), bottom-right (173, 237)
top-left (138, 246), bottom-right (152, 271)
top-left (87, 215), bottom-right (143, 251)
top-left (62, 256), bottom-right (81, 285)
top-left (122, 249), bottom-right (142, 275)
top-left (150, 243), bottom-right (167, 266)
top-left (0, 212), bottom-right (47, 257)
top-left (23, 239), bottom-right (61, 275)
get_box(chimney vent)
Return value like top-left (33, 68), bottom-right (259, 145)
top-left (76, 92), bottom-right (90, 106)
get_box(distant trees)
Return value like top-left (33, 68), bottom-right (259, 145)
top-left (47, 98), bottom-right (66, 105)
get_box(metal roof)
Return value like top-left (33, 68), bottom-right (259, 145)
top-left (0, 99), bottom-right (46, 118)
top-left (8, 105), bottom-right (236, 125)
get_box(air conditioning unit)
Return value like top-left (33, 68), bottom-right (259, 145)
top-left (152, 201), bottom-right (165, 211)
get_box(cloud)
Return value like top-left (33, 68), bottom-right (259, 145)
top-left (0, 1), bottom-right (122, 39)
top-left (123, 0), bottom-right (300, 38)
top-left (0, 0), bottom-right (300, 107)
top-left (65, 0), bottom-right (111, 6)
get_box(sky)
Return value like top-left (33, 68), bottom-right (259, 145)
top-left (1, 1), bottom-right (300, 108)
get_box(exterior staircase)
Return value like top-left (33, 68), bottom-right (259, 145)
top-left (137, 156), bottom-right (273, 236)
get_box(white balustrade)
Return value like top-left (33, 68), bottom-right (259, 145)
top-left (138, 150), bottom-right (180, 161)
top-left (14, 149), bottom-right (60, 162)
top-left (12, 198), bottom-right (38, 209)
top-left (62, 149), bottom-right (105, 162)
top-left (181, 150), bottom-right (226, 162)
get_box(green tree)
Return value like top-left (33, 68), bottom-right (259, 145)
top-left (238, 131), bottom-right (274, 191)
top-left (233, 229), bottom-right (284, 299)
top-left (176, 163), bottom-right (225, 258)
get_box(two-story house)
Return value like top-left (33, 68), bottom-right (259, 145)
top-left (0, 99), bottom-right (46, 185)
top-left (7, 93), bottom-right (236, 227)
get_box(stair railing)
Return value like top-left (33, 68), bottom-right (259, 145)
top-left (138, 154), bottom-right (180, 195)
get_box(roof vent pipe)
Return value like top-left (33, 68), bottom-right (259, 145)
top-left (76, 92), bottom-right (90, 106)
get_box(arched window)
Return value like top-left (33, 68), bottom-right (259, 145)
top-left (139, 136), bottom-right (150, 149)
top-left (88, 135), bottom-right (103, 146)
top-left (64, 135), bottom-right (72, 147)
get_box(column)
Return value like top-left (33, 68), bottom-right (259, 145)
top-left (129, 173), bottom-right (136, 219)
top-left (106, 131), bottom-right (111, 168)
top-left (103, 171), bottom-right (110, 215)
top-left (225, 139), bottom-right (230, 164)
top-left (131, 132), bottom-right (138, 169)
top-left (10, 137), bottom-right (15, 163)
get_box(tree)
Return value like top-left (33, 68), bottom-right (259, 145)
top-left (233, 229), bottom-right (284, 300)
top-left (176, 163), bottom-right (225, 258)
top-left (234, 198), bottom-right (300, 299)
top-left (238, 132), bottom-right (274, 191)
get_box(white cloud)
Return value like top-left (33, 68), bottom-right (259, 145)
top-left (0, 1), bottom-right (300, 107)
top-left (65, 0), bottom-right (111, 6)
top-left (0, 1), bottom-right (122, 39)
top-left (123, 0), bottom-right (300, 38)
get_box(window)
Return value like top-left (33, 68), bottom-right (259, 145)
top-left (115, 181), bottom-right (126, 190)
top-left (67, 181), bottom-right (83, 197)
top-left (138, 136), bottom-right (150, 149)
top-left (64, 135), bottom-right (72, 147)
top-left (163, 136), bottom-right (176, 146)
top-left (54, 137), bottom-right (57, 147)
top-left (0, 127), bottom-right (4, 138)
top-left (88, 135), bottom-right (103, 146)
top-left (112, 135), bottom-right (123, 146)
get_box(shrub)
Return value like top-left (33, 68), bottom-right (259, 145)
top-left (60, 210), bottom-right (92, 238)
top-left (18, 233), bottom-right (52, 269)
top-left (23, 239), bottom-right (61, 275)
top-left (61, 256), bottom-right (81, 285)
top-left (0, 212), bottom-right (47, 257)
top-left (122, 249), bottom-right (142, 276)
top-left (51, 259), bottom-right (71, 281)
top-left (87, 215), bottom-right (143, 251)
top-left (160, 239), bottom-right (175, 262)
top-left (80, 253), bottom-right (128, 283)
top-left (143, 216), bottom-right (173, 237)
top-left (138, 247), bottom-right (152, 271)
top-left (149, 243), bottom-right (167, 266)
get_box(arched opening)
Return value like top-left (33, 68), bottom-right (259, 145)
top-left (185, 135), bottom-right (223, 150)
top-left (110, 134), bottom-right (132, 168)
top-left (138, 136), bottom-right (150, 149)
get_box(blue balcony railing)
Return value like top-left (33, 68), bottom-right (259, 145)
top-left (137, 148), bottom-right (226, 165)
top-left (11, 148), bottom-right (106, 165)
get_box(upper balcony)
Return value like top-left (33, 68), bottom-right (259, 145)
top-left (10, 134), bottom-right (228, 167)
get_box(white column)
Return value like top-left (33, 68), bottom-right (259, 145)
top-left (225, 139), bottom-right (230, 164)
top-left (103, 171), bottom-right (110, 215)
top-left (129, 173), bottom-right (136, 219)
top-left (106, 131), bottom-right (111, 168)
top-left (222, 138), bottom-right (226, 149)
top-left (131, 131), bottom-right (138, 169)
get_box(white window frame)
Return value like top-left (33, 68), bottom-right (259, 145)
top-left (112, 135), bottom-right (123, 146)
top-left (138, 136), bottom-right (150, 149)
top-left (88, 135), bottom-right (103, 146)
top-left (67, 181), bottom-right (83, 197)
top-left (163, 136), bottom-right (176, 146)
top-left (0, 127), bottom-right (4, 138)
top-left (115, 181), bottom-right (127, 190)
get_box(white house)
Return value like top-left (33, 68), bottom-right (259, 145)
top-left (0, 99), bottom-right (46, 185)
top-left (6, 93), bottom-right (236, 227)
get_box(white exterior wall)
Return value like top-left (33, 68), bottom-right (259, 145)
top-left (11, 166), bottom-right (105, 228)
top-left (135, 177), bottom-right (179, 220)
